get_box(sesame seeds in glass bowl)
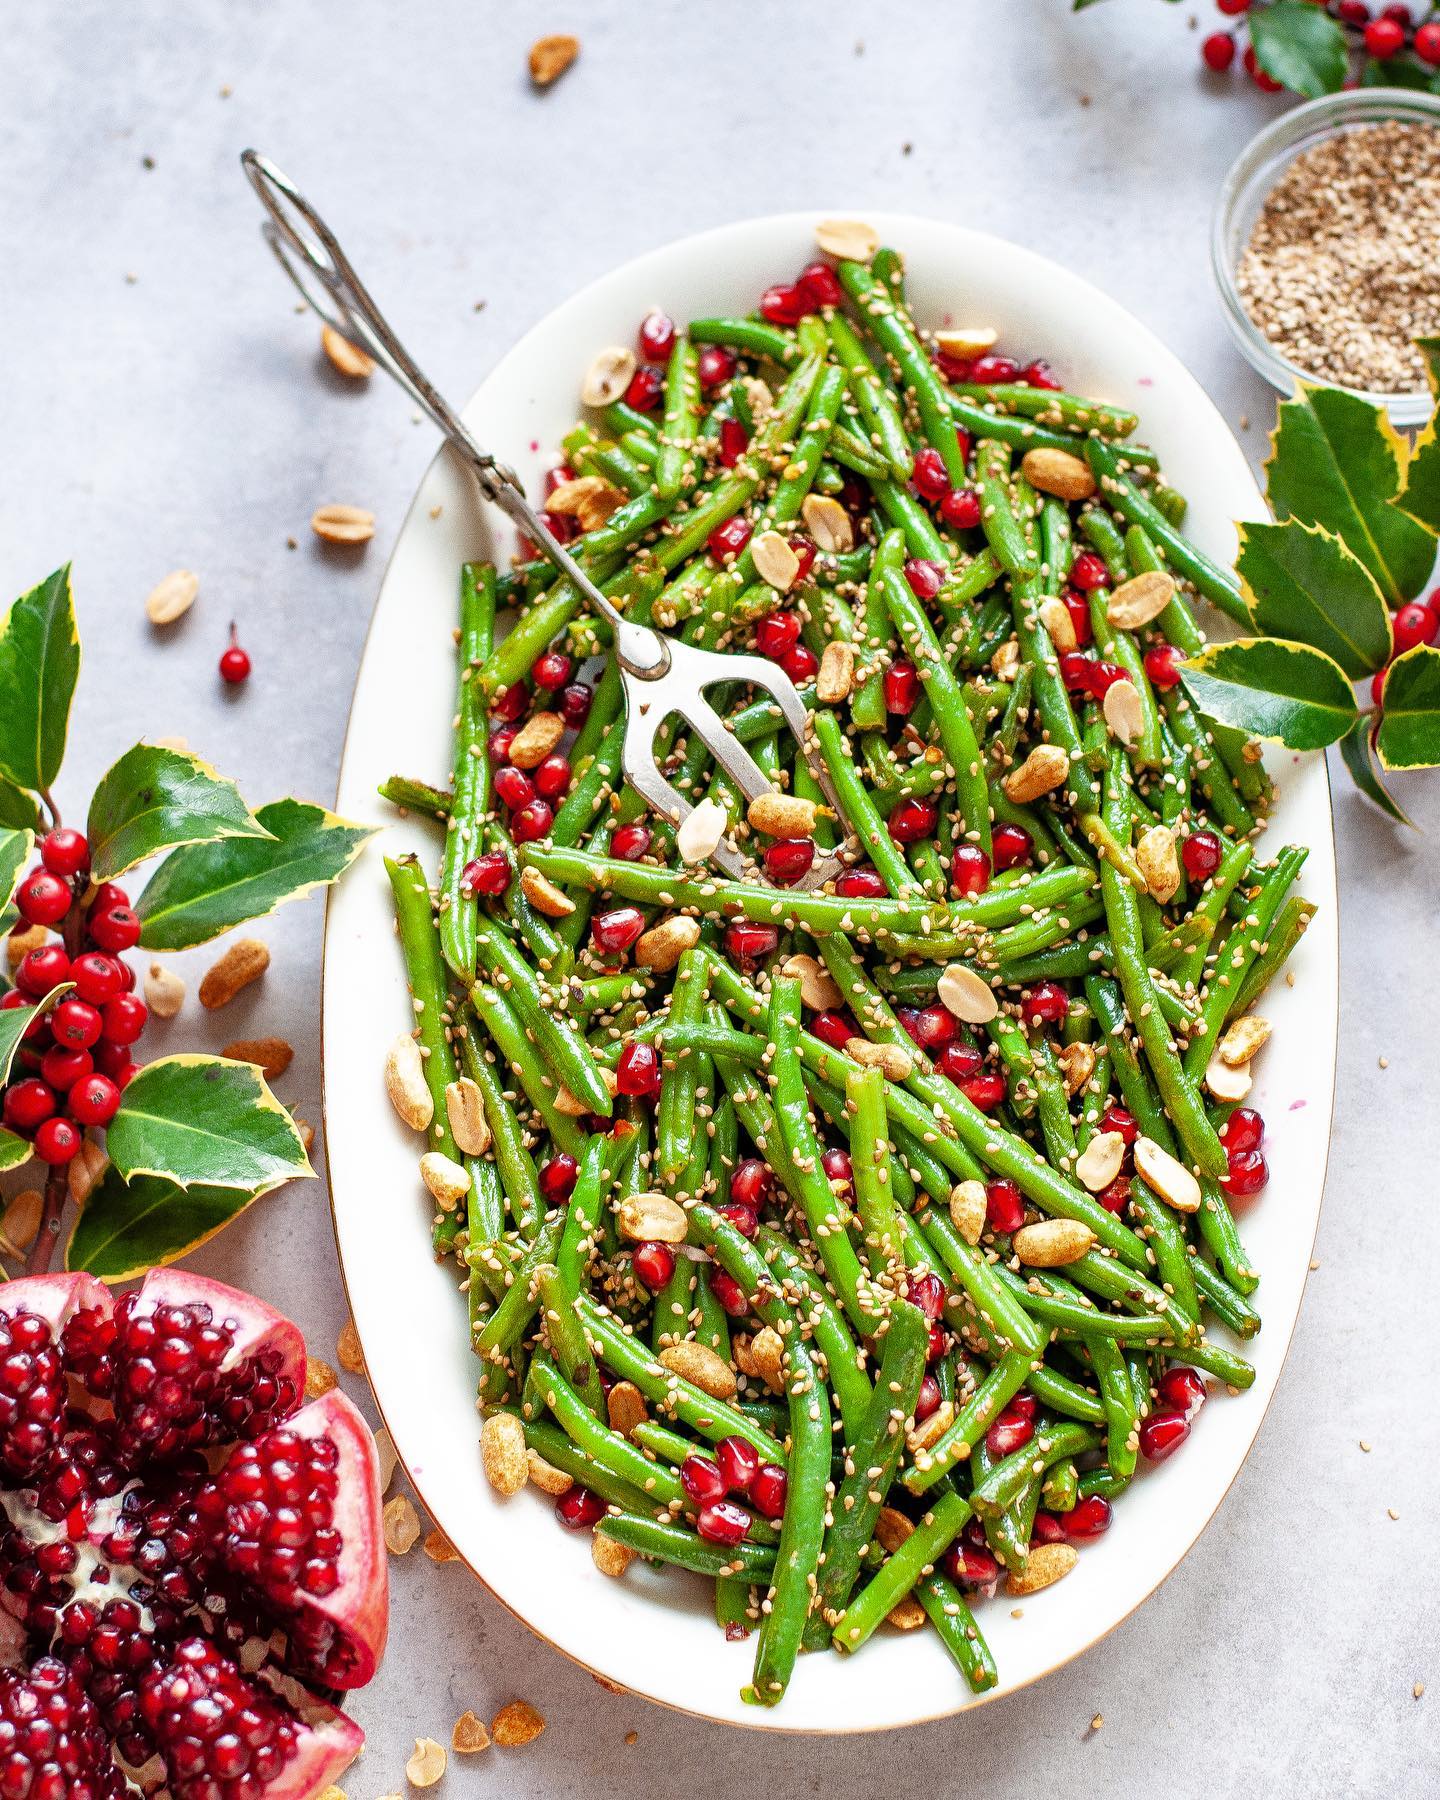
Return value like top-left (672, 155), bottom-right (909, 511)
top-left (1212, 88), bottom-right (1440, 427)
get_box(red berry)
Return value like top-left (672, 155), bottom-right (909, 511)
top-left (3, 1077), bottom-right (56, 1132)
top-left (610, 823), bottom-right (653, 861)
top-left (778, 642), bottom-right (818, 683)
top-left (68, 1072), bottom-right (122, 1126)
top-left (39, 827), bottom-right (90, 878)
top-left (532, 753), bottom-right (572, 802)
top-left (951, 845), bottom-right (991, 898)
top-left (219, 625), bottom-right (251, 684)
top-left (903, 558), bottom-right (944, 600)
top-left (763, 838), bottom-right (815, 885)
top-left (681, 1454), bottom-right (728, 1505)
top-left (69, 951), bottom-right (125, 1005)
top-left (632, 1241), bottom-right (675, 1291)
top-left (52, 998), bottom-right (103, 1050)
top-left (1222, 1146), bottom-right (1269, 1197)
top-left (970, 354), bottom-right (1021, 384)
top-left (1144, 643), bottom-right (1184, 691)
top-left (15, 867), bottom-right (71, 927)
top-left (809, 1009), bottom-right (855, 1050)
top-left (1363, 15), bottom-right (1405, 54)
top-left (1243, 43), bottom-right (1284, 89)
top-left (1416, 20), bottom-right (1440, 62)
top-left (1338, 1), bottom-right (1370, 23)
top-left (1065, 1495), bottom-right (1113, 1538)
top-left (15, 944), bottom-right (71, 998)
top-left (461, 852), bottom-right (510, 897)
top-left (555, 1485), bottom-right (606, 1529)
top-left (985, 1177), bottom-right (1025, 1233)
top-left (1181, 829), bottom-right (1222, 882)
top-left (709, 1270), bottom-right (750, 1318)
top-left (940, 487), bottom-right (981, 530)
top-left (725, 921), bottom-right (778, 965)
top-left (883, 659), bottom-right (921, 715)
top-left (1101, 1104), bottom-right (1139, 1146)
top-left (991, 823), bottom-right (1033, 871)
top-left (754, 610), bottom-right (802, 660)
top-left (719, 417), bottom-right (749, 468)
top-left (716, 1434), bottom-right (760, 1494)
top-left (638, 310), bottom-right (676, 361)
top-left (1139, 1409), bottom-right (1190, 1462)
top-left (1023, 981), bottom-right (1068, 1026)
top-left (1393, 601), bottom-right (1437, 654)
top-left (959, 1069), bottom-right (1007, 1112)
top-left (558, 681), bottom-right (594, 728)
top-left (749, 1463), bottom-right (788, 1520)
top-left (1201, 29), bottom-right (1236, 70)
top-left (1069, 551), bottom-right (1109, 593)
top-left (887, 796), bottom-right (938, 843)
top-left (1216, 0), bottom-right (1249, 13)
top-left (591, 906), bottom-right (646, 954)
top-left (615, 1041), bottom-right (662, 1099)
top-left (730, 1158), bottom-right (772, 1209)
top-left (834, 867), bottom-right (887, 899)
top-left (33, 1115), bottom-right (82, 1164)
top-left (1220, 1106), bottom-right (1263, 1153)
top-left (624, 365), bottom-right (664, 412)
top-left (911, 447), bottom-right (950, 501)
top-left (759, 282), bottom-right (808, 326)
top-left (797, 261), bottom-right (843, 310)
top-left (87, 905), bottom-right (141, 953)
top-left (492, 681), bottom-right (530, 724)
top-left (40, 1045), bottom-right (92, 1091)
top-left (509, 799), bottom-right (553, 844)
top-left (1158, 1365), bottom-right (1207, 1418)
top-left (697, 345), bottom-right (737, 390)
top-left (92, 1038), bottom-right (133, 1080)
top-left (101, 994), bottom-right (147, 1046)
top-left (708, 516), bottom-right (752, 561)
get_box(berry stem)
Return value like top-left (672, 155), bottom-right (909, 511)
top-left (25, 1165), bottom-right (67, 1277)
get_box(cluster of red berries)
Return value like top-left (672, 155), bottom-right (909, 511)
top-left (1201, 1), bottom-right (1440, 85)
top-left (1372, 588), bottom-right (1440, 711)
top-left (2, 829), bottom-right (146, 1165)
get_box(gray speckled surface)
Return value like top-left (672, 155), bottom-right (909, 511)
top-left (2, 2), bottom-right (1436, 1792)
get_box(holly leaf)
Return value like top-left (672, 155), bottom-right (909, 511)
top-left (135, 798), bottom-right (374, 951)
top-left (1360, 55), bottom-right (1439, 91)
top-left (66, 1165), bottom-right (274, 1283)
top-left (1376, 643), bottom-right (1440, 769)
top-left (0, 984), bottom-right (69, 1088)
top-left (0, 1130), bottom-right (31, 1174)
top-left (1394, 337), bottom-right (1440, 534)
top-left (1265, 385), bottom-right (1437, 606)
top-left (1338, 715), bottom-right (1413, 826)
top-left (1235, 520), bottom-right (1393, 678)
top-left (1179, 638), bottom-right (1359, 750)
top-left (0, 780), bottom-right (39, 832)
top-left (1250, 0), bottom-right (1348, 96)
top-left (0, 566), bottom-right (81, 793)
top-left (106, 1053), bottom-right (313, 1192)
top-left (1, 827), bottom-right (33, 917)
top-left (86, 745), bottom-right (270, 882)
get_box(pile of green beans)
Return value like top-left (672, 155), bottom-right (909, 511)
top-left (382, 235), bottom-right (1313, 1709)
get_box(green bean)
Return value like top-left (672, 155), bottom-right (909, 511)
top-left (953, 383), bottom-right (1139, 439)
top-left (1183, 848), bottom-right (1306, 1077)
top-left (437, 564), bottom-right (495, 980)
top-left (656, 335), bottom-right (701, 500)
top-left (1231, 896), bottom-right (1315, 1015)
top-left (831, 1489), bottom-right (971, 1652)
top-left (600, 1510), bottom-right (778, 1581)
top-left (838, 260), bottom-right (967, 486)
top-left (827, 312), bottom-right (913, 479)
top-left (903, 1350), bottom-right (1034, 1493)
top-left (915, 1567), bottom-right (998, 1692)
top-left (474, 916), bottom-right (611, 1117)
top-left (689, 317), bottom-right (800, 366)
top-left (973, 440), bottom-right (1038, 580)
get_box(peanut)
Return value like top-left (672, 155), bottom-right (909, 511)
top-left (1012, 1218), bottom-right (1096, 1267)
top-left (746, 791), bottom-right (817, 839)
top-left (815, 219), bottom-right (878, 261)
top-left (382, 1493), bottom-right (421, 1555)
top-left (780, 952), bottom-right (842, 1011)
top-left (519, 866), bottom-right (574, 918)
top-left (816, 639), bottom-right (856, 703)
top-left (948, 1179), bottom-right (988, 1247)
top-left (198, 938), bottom-right (269, 1008)
top-left (1006, 1542), bottom-right (1078, 1595)
top-left (405, 1737), bottom-right (446, 1787)
top-left (937, 962), bottom-right (998, 1024)
top-left (445, 1077), bottom-right (491, 1155)
top-left (1021, 447), bottom-right (1096, 502)
top-left (580, 345), bottom-right (635, 407)
top-left (1106, 570), bottom-right (1176, 630)
top-left (751, 530), bottom-right (801, 593)
top-left (491, 1700), bottom-right (546, 1748)
top-left (310, 504), bottom-right (375, 545)
top-left (508, 710), bottom-right (565, 769)
top-left (481, 1412), bottom-right (527, 1495)
top-left (660, 1339), bottom-right (738, 1401)
top-left (617, 1191), bottom-right (688, 1244)
top-left (420, 1151), bottom-right (470, 1211)
top-left (321, 323), bottom-right (375, 378)
top-left (845, 1038), bottom-right (914, 1081)
top-left (1002, 743), bottom-right (1070, 804)
top-left (1074, 1130), bottom-right (1125, 1194)
top-left (385, 1033), bottom-right (433, 1131)
top-left (528, 32), bottom-right (579, 87)
top-left (220, 1036), bottom-right (293, 1081)
top-left (635, 914), bottom-right (701, 973)
top-left (452, 1711), bottom-right (491, 1754)
top-left (143, 961), bottom-right (185, 1018)
top-left (1133, 1135), bottom-right (1202, 1212)
top-left (801, 492), bottom-right (855, 552)
top-left (145, 569), bottom-right (199, 625)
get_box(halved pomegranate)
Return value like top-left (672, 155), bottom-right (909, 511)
top-left (0, 1270), bottom-right (386, 1799)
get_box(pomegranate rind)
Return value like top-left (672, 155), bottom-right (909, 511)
top-left (0, 1270), bottom-right (113, 1332)
top-left (268, 1703), bottom-right (364, 1800)
top-left (135, 1265), bottom-right (307, 1393)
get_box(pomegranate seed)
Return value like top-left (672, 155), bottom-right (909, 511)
top-left (219, 626), bottom-right (251, 684)
top-left (1181, 829), bottom-right (1222, 882)
top-left (68, 1072), bottom-right (122, 1127)
top-left (1222, 1146), bottom-right (1269, 1197)
top-left (558, 681), bottom-right (594, 729)
top-left (985, 1178), bottom-right (1025, 1233)
top-left (16, 944), bottom-right (71, 997)
top-left (991, 823), bottom-right (1033, 870)
top-left (779, 642), bottom-right (818, 682)
top-left (1144, 643), bottom-right (1184, 691)
top-left (730, 1159), bottom-right (773, 1209)
top-left (719, 417), bottom-right (749, 468)
top-left (883, 659), bottom-right (921, 715)
top-left (1417, 21), bottom-right (1440, 63)
top-left (494, 765), bottom-right (536, 811)
top-left (15, 867), bottom-right (70, 927)
top-left (638, 310), bottom-right (676, 361)
top-left (40, 1045), bottom-right (92, 1091)
top-left (760, 282), bottom-right (808, 325)
top-left (492, 681), bottom-right (530, 724)
top-left (1202, 29), bottom-right (1236, 69)
top-left (749, 1463), bottom-right (788, 1520)
top-left (615, 1041), bottom-right (662, 1099)
top-left (697, 345), bottom-right (737, 390)
top-left (934, 486), bottom-right (978, 531)
top-left (936, 1041), bottom-right (982, 1084)
top-left (716, 1435), bottom-right (761, 1494)
top-left (1216, 0), bottom-right (1250, 11)
top-left (908, 1271), bottom-right (947, 1321)
top-left (797, 261), bottom-right (843, 309)
top-left (1086, 660), bottom-right (1125, 700)
top-left (52, 998), bottom-right (103, 1050)
top-left (633, 1241), bottom-right (675, 1290)
top-left (509, 800), bottom-right (554, 844)
top-left (591, 907), bottom-right (646, 954)
top-left (1064, 1495), bottom-right (1113, 1539)
top-left (34, 1116), bottom-right (82, 1164)
top-left (903, 558), bottom-right (944, 600)
top-left (610, 823), bottom-right (653, 861)
top-left (1101, 1104), bottom-right (1139, 1146)
top-left (1220, 1106), bottom-right (1263, 1153)
top-left (1138, 1409), bottom-right (1190, 1462)
top-left (1158, 1365), bottom-right (1207, 1417)
top-left (910, 1004), bottom-right (958, 1049)
top-left (1069, 551), bottom-right (1109, 593)
top-left (947, 1541), bottom-right (1000, 1590)
top-left (809, 1009), bottom-right (856, 1050)
top-left (821, 1147), bottom-right (853, 1191)
top-left (888, 796), bottom-right (938, 843)
top-left (624, 365), bottom-right (664, 412)
top-left (1097, 1175), bottom-right (1131, 1216)
top-left (531, 649), bottom-right (572, 691)
top-left (40, 827), bottom-right (90, 878)
top-left (708, 516), bottom-right (753, 561)
top-left (914, 1376), bottom-right (943, 1426)
top-left (835, 866), bottom-right (888, 899)
top-left (724, 921), bottom-right (778, 965)
top-left (951, 844), bottom-right (991, 897)
top-left (489, 727), bottom-right (519, 765)
top-left (911, 447), bottom-right (950, 501)
top-left (925, 1321), bottom-right (949, 1362)
top-left (970, 354), bottom-right (1021, 384)
top-left (533, 753), bottom-right (572, 802)
top-left (754, 610), bottom-right (802, 659)
top-left (936, 349), bottom-right (974, 383)
top-left (544, 464), bottom-right (575, 496)
top-left (697, 1500), bottom-right (750, 1545)
top-left (681, 1454), bottom-right (728, 1505)
top-left (538, 1154), bottom-right (579, 1201)
top-left (985, 1406), bottom-right (1034, 1459)
top-left (542, 507), bottom-right (577, 545)
top-left (762, 837), bottom-right (814, 885)
top-left (716, 1201), bottom-right (759, 1238)
top-left (1064, 589), bottom-right (1094, 646)
top-left (1010, 1393), bottom-right (1038, 1421)
top-left (460, 852), bottom-right (510, 898)
top-left (791, 536), bottom-right (818, 583)
top-left (1363, 15), bottom-right (1405, 54)
top-left (1021, 359), bottom-right (1063, 391)
top-left (1023, 981), bottom-right (1068, 1026)
top-left (3, 1077), bottom-right (56, 1132)
top-left (556, 1485), bottom-right (606, 1529)
top-left (1059, 650), bottom-right (1093, 694)
top-left (961, 1069), bottom-right (1008, 1112)
top-left (710, 1270), bottom-right (750, 1317)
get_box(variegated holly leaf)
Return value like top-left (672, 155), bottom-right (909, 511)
top-left (1179, 639), bottom-right (1359, 751)
top-left (0, 1130), bottom-right (31, 1174)
top-left (135, 798), bottom-right (374, 950)
top-left (1235, 520), bottom-right (1393, 679)
top-left (105, 1053), bottom-right (313, 1192)
top-left (1338, 717), bottom-right (1412, 826)
top-left (1376, 644), bottom-right (1440, 770)
top-left (1, 826), bottom-right (33, 917)
top-left (0, 566), bottom-right (81, 793)
top-left (0, 779), bottom-right (39, 832)
top-left (86, 744), bottom-right (270, 882)
top-left (1394, 337), bottom-right (1440, 535)
top-left (66, 1166), bottom-right (273, 1283)
top-left (0, 984), bottom-right (70, 1087)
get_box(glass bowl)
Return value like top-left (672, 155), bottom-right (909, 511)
top-left (1212, 87), bottom-right (1440, 427)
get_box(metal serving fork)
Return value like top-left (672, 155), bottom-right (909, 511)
top-left (240, 151), bottom-right (847, 887)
